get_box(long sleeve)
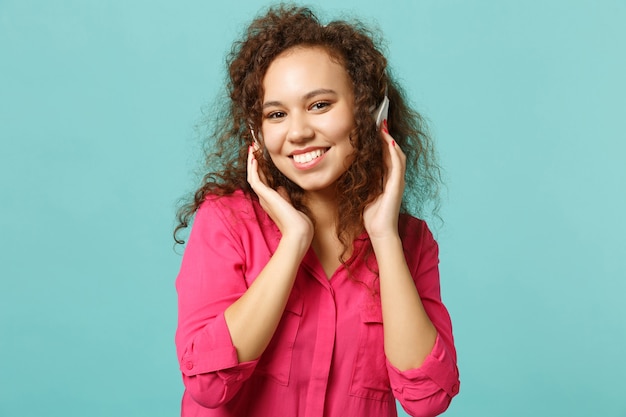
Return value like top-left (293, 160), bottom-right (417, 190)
top-left (175, 197), bottom-right (259, 408)
top-left (388, 218), bottom-right (460, 417)
top-left (174, 197), bottom-right (458, 417)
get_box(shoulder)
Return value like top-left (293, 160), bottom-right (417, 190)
top-left (191, 189), bottom-right (280, 255)
top-left (398, 213), bottom-right (438, 258)
top-left (194, 190), bottom-right (262, 230)
top-left (398, 214), bottom-right (440, 283)
top-left (199, 189), bottom-right (256, 215)
top-left (398, 214), bottom-right (434, 242)
top-left (195, 189), bottom-right (275, 234)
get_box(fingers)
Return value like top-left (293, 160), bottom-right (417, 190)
top-left (247, 144), bottom-right (269, 195)
top-left (246, 144), bottom-right (313, 239)
top-left (247, 144), bottom-right (259, 187)
top-left (380, 120), bottom-right (406, 184)
top-left (247, 144), bottom-right (288, 204)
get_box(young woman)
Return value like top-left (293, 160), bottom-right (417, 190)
top-left (174, 5), bottom-right (459, 417)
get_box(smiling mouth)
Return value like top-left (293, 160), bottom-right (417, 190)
top-left (291, 148), bottom-right (328, 164)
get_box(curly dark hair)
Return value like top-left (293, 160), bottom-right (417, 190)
top-left (174, 4), bottom-right (441, 260)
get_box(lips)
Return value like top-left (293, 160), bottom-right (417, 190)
top-left (292, 148), bottom-right (327, 164)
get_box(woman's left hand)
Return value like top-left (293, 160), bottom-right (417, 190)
top-left (363, 121), bottom-right (406, 241)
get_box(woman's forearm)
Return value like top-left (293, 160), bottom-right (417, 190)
top-left (224, 234), bottom-right (309, 362)
top-left (372, 235), bottom-right (438, 371)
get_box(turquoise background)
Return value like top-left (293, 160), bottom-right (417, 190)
top-left (1, 0), bottom-right (625, 416)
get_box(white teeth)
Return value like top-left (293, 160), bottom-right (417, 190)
top-left (293, 149), bottom-right (325, 164)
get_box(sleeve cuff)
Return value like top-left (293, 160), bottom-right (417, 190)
top-left (387, 333), bottom-right (460, 399)
top-left (181, 312), bottom-right (258, 377)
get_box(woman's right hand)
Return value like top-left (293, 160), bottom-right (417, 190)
top-left (247, 145), bottom-right (314, 249)
top-left (221, 145), bottom-right (313, 363)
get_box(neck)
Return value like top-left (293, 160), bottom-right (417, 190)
top-left (304, 188), bottom-right (349, 277)
top-left (303, 188), bottom-right (339, 233)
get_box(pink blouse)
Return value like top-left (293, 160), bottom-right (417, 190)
top-left (175, 191), bottom-right (459, 417)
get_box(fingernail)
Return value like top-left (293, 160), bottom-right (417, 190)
top-left (391, 140), bottom-right (395, 147)
top-left (383, 119), bottom-right (388, 130)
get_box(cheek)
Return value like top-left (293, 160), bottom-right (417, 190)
top-left (318, 114), bottom-right (355, 142)
top-left (260, 126), bottom-right (283, 154)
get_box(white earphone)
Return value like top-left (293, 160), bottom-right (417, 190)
top-left (249, 122), bottom-right (260, 145)
top-left (373, 94), bottom-right (389, 128)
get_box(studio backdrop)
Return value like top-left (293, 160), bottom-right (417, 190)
top-left (1, 1), bottom-right (625, 416)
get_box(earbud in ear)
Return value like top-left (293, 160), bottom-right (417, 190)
top-left (248, 123), bottom-right (260, 145)
top-left (371, 86), bottom-right (390, 128)
top-left (374, 95), bottom-right (389, 128)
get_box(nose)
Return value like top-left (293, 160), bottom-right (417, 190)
top-left (286, 112), bottom-right (314, 143)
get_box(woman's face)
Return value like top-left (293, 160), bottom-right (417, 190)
top-left (260, 46), bottom-right (356, 195)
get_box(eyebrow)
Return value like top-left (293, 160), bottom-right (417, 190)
top-left (262, 88), bottom-right (337, 109)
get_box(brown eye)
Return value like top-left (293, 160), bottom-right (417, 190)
top-left (266, 111), bottom-right (286, 119)
top-left (310, 101), bottom-right (330, 111)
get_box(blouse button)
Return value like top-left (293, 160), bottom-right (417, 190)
top-left (451, 383), bottom-right (459, 394)
top-left (186, 361), bottom-right (194, 370)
